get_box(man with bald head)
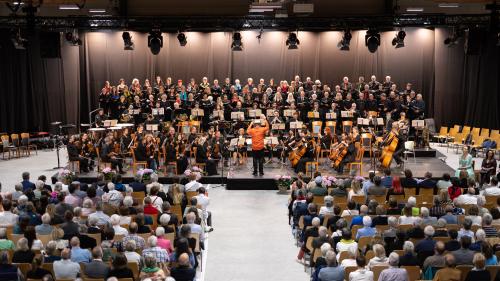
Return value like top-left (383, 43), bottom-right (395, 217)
top-left (433, 254), bottom-right (462, 281)
top-left (423, 241), bottom-right (446, 271)
top-left (53, 248), bottom-right (80, 279)
top-left (170, 253), bottom-right (196, 281)
top-left (84, 246), bottom-right (110, 278)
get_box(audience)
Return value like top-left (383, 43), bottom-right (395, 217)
top-left (378, 253), bottom-right (409, 281)
top-left (318, 250), bottom-right (344, 281)
top-left (53, 248), bottom-right (80, 279)
top-left (84, 246), bottom-right (110, 278)
top-left (349, 255), bottom-right (374, 281)
top-left (433, 254), bottom-right (462, 281)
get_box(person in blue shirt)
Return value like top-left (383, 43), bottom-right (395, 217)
top-left (21, 172), bottom-right (35, 192)
top-left (69, 237), bottom-right (91, 263)
top-left (318, 250), bottom-right (344, 281)
top-left (356, 216), bottom-right (376, 240)
top-left (381, 168), bottom-right (393, 188)
top-left (350, 205), bottom-right (368, 228)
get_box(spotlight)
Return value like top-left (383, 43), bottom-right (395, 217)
top-left (148, 31), bottom-right (163, 55)
top-left (286, 32), bottom-right (300, 49)
top-left (444, 28), bottom-right (462, 46)
top-left (338, 29), bottom-right (352, 51)
top-left (11, 29), bottom-right (27, 49)
top-left (365, 29), bottom-right (380, 53)
top-left (65, 30), bottom-right (81, 46)
top-left (231, 32), bottom-right (242, 51)
top-left (177, 32), bottom-right (187, 46)
top-left (392, 30), bottom-right (406, 48)
top-left (122, 32), bottom-right (134, 50)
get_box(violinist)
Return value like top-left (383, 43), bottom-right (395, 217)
top-left (209, 130), bottom-right (228, 166)
top-left (144, 134), bottom-right (158, 170)
top-left (101, 136), bottom-right (125, 174)
top-left (67, 136), bottom-right (89, 173)
top-left (164, 127), bottom-right (188, 174)
top-left (80, 133), bottom-right (95, 170)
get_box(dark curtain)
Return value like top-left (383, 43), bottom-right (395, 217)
top-left (0, 28), bottom-right (498, 132)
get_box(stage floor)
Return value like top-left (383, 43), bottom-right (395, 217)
top-left (69, 154), bottom-right (455, 190)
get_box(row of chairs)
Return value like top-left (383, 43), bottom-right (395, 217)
top-left (437, 125), bottom-right (499, 154)
top-left (1, 133), bottom-right (38, 160)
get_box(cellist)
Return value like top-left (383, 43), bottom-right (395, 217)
top-left (335, 136), bottom-right (356, 174)
top-left (379, 122), bottom-right (405, 168)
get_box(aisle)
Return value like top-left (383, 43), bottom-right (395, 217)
top-left (204, 188), bottom-right (308, 281)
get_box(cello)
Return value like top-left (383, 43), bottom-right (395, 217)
top-left (379, 129), bottom-right (399, 168)
top-left (288, 138), bottom-right (306, 168)
top-left (329, 141), bottom-right (347, 169)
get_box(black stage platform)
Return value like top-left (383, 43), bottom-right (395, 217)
top-left (57, 148), bottom-right (455, 191)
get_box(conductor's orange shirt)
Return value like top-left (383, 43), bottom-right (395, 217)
top-left (247, 123), bottom-right (269, 151)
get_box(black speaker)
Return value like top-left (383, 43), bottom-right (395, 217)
top-left (39, 31), bottom-right (61, 58)
top-left (464, 28), bottom-right (482, 55)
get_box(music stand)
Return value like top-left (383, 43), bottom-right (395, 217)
top-left (264, 136), bottom-right (280, 166)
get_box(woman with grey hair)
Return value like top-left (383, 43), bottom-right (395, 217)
top-left (434, 218), bottom-right (449, 237)
top-left (34, 180), bottom-right (45, 199)
top-left (81, 199), bottom-right (94, 216)
top-left (466, 205), bottom-right (482, 226)
top-left (12, 238), bottom-right (35, 263)
top-left (399, 241), bottom-right (419, 266)
top-left (319, 196), bottom-right (334, 216)
top-left (470, 229), bottom-right (487, 251)
top-left (367, 244), bottom-right (388, 269)
top-left (35, 213), bottom-right (54, 235)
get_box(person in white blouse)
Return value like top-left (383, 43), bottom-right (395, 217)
top-left (348, 180), bottom-right (365, 202)
top-left (367, 244), bottom-right (389, 270)
top-left (349, 256), bottom-right (374, 281)
top-left (110, 214), bottom-right (128, 236)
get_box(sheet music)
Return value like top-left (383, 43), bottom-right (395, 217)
top-left (212, 110), bottom-right (224, 119)
top-left (146, 124), bottom-right (159, 131)
top-left (412, 120), bottom-right (425, 128)
top-left (307, 111), bottom-right (320, 118)
top-left (231, 112), bottom-right (245, 120)
top-left (264, 137), bottom-right (279, 145)
top-left (290, 121), bottom-right (303, 129)
top-left (341, 111), bottom-right (354, 118)
top-left (272, 123), bottom-right (285, 130)
top-left (152, 108), bottom-right (164, 115)
top-left (357, 118), bottom-right (370, 125)
top-left (284, 109), bottom-right (294, 117)
top-left (266, 109), bottom-right (274, 117)
top-left (326, 112), bottom-right (337, 120)
top-left (248, 109), bottom-right (262, 118)
top-left (191, 109), bottom-right (205, 117)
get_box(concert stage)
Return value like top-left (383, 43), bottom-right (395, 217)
top-left (60, 149), bottom-right (455, 191)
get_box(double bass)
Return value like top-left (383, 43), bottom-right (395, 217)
top-left (379, 130), bottom-right (399, 168)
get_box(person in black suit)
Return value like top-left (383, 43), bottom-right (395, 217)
top-left (418, 172), bottom-right (437, 194)
top-left (100, 137), bottom-right (125, 174)
top-left (372, 206), bottom-right (388, 226)
top-left (170, 253), bottom-right (196, 281)
top-left (106, 253), bottom-right (134, 280)
top-left (400, 169), bottom-right (418, 188)
top-left (21, 172), bottom-right (36, 193)
top-left (84, 247), bottom-right (110, 279)
top-left (67, 136), bottom-right (89, 173)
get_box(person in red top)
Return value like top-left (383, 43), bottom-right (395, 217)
top-left (143, 197), bottom-right (159, 215)
top-left (247, 115), bottom-right (269, 176)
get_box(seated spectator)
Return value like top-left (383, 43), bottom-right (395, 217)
top-left (441, 205), bottom-right (459, 224)
top-left (476, 196), bottom-right (488, 216)
top-left (43, 241), bottom-right (61, 263)
top-left (0, 228), bottom-right (14, 250)
top-left (336, 228), bottom-right (357, 260)
top-left (423, 241), bottom-right (446, 271)
top-left (456, 188), bottom-right (478, 205)
top-left (155, 226), bottom-right (173, 253)
top-left (123, 196), bottom-right (137, 215)
top-left (356, 216), bottom-right (376, 240)
top-left (0, 251), bottom-right (21, 280)
top-left (310, 176), bottom-right (328, 196)
top-left (430, 196), bottom-right (446, 218)
top-left (185, 212), bottom-right (205, 243)
top-left (481, 242), bottom-right (497, 266)
top-left (381, 168), bottom-right (393, 188)
top-left (434, 254), bottom-right (462, 281)
top-left (400, 169), bottom-right (418, 188)
top-left (297, 217), bottom-right (320, 262)
top-left (313, 243), bottom-right (331, 278)
top-left (88, 202), bottom-right (110, 226)
top-left (446, 229), bottom-right (461, 252)
top-left (471, 229), bottom-right (487, 252)
top-left (348, 179), bottom-right (365, 202)
top-left (372, 205), bottom-right (388, 226)
top-left (319, 196), bottom-right (334, 216)
top-left (388, 230), bottom-right (407, 252)
top-left (367, 244), bottom-right (388, 269)
top-left (144, 197), bottom-right (159, 215)
top-left (135, 213), bottom-right (152, 234)
top-left (326, 206), bottom-right (342, 232)
top-left (418, 171), bottom-right (437, 192)
top-left (466, 205), bottom-right (482, 226)
top-left (340, 201), bottom-right (359, 217)
top-left (110, 214), bottom-right (128, 236)
top-left (437, 173), bottom-right (453, 190)
top-left (70, 236), bottom-right (91, 263)
top-left (170, 238), bottom-right (195, 268)
top-left (340, 250), bottom-right (357, 267)
top-left (367, 176), bottom-right (385, 196)
top-left (26, 256), bottom-right (52, 280)
top-left (170, 253), bottom-right (196, 281)
top-left (350, 205), bottom-right (368, 227)
top-left (53, 248), bottom-right (80, 280)
top-left (13, 216), bottom-right (30, 234)
top-left (122, 222), bottom-right (145, 250)
top-left (158, 214), bottom-right (175, 234)
top-left (457, 218), bottom-right (475, 242)
top-left (84, 246), bottom-right (110, 279)
top-left (103, 182), bottom-right (123, 207)
top-left (464, 253), bottom-right (490, 281)
top-left (399, 206), bottom-right (417, 225)
top-left (61, 211), bottom-right (79, 240)
top-left (101, 227), bottom-right (121, 261)
top-left (399, 241), bottom-right (419, 266)
top-left (387, 176), bottom-right (404, 198)
top-left (448, 178), bottom-right (463, 201)
top-left (349, 255), bottom-right (374, 281)
top-left (64, 182), bottom-right (82, 207)
top-left (318, 250), bottom-right (344, 281)
top-left (106, 253), bottom-right (135, 280)
top-left (81, 199), bottom-right (95, 216)
top-left (378, 253), bottom-right (408, 281)
top-left (382, 216), bottom-right (398, 240)
top-left (482, 177), bottom-right (500, 196)
top-left (313, 226), bottom-right (332, 250)
top-left (35, 213), bottom-right (54, 235)
top-left (87, 216), bottom-right (102, 234)
top-left (145, 184), bottom-right (164, 211)
top-left (452, 236), bottom-right (475, 265)
top-left (12, 238), bottom-right (35, 263)
top-left (24, 226), bottom-right (43, 250)
top-left (367, 200), bottom-right (378, 216)
top-left (142, 236), bottom-right (170, 264)
top-left (0, 200), bottom-right (19, 227)
top-left (407, 218), bottom-right (425, 239)
top-left (433, 219), bottom-right (449, 237)
top-left (491, 208), bottom-right (500, 225)
top-left (415, 225), bottom-right (437, 265)
top-left (421, 207), bottom-right (437, 226)
top-left (386, 197), bottom-right (401, 215)
top-left (139, 255), bottom-right (167, 280)
top-left (124, 240), bottom-right (142, 265)
top-left (118, 206), bottom-right (131, 225)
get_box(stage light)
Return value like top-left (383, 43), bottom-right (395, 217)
top-left (338, 29), bottom-right (352, 51)
top-left (231, 32), bottom-right (242, 51)
top-left (148, 31), bottom-right (163, 55)
top-left (392, 30), bottom-right (406, 48)
top-left (65, 30), bottom-right (81, 46)
top-left (11, 29), bottom-right (27, 49)
top-left (177, 32), bottom-right (187, 46)
top-left (365, 29), bottom-right (380, 53)
top-left (122, 32), bottom-right (134, 50)
top-left (286, 32), bottom-right (300, 49)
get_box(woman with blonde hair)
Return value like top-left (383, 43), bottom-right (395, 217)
top-left (464, 253), bottom-right (490, 281)
top-left (348, 179), bottom-right (364, 201)
top-left (367, 244), bottom-right (388, 270)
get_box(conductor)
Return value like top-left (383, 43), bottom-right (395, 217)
top-left (247, 115), bottom-right (269, 176)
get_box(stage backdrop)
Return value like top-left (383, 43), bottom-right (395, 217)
top-left (0, 28), bottom-right (498, 132)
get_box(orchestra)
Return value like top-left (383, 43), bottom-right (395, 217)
top-left (67, 75), bottom-right (428, 176)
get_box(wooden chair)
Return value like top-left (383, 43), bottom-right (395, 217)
top-left (13, 263), bottom-right (31, 277)
top-left (1, 135), bottom-right (18, 159)
top-left (351, 195), bottom-right (366, 205)
top-left (20, 133), bottom-right (37, 156)
top-left (471, 127), bottom-right (481, 137)
top-left (312, 196), bottom-right (324, 205)
top-left (41, 263), bottom-right (54, 276)
top-left (8, 233), bottom-right (24, 246)
top-left (193, 162), bottom-right (206, 172)
top-left (402, 265), bottom-right (421, 281)
top-left (389, 194), bottom-right (406, 204)
top-left (127, 261), bottom-right (140, 279)
top-left (130, 148), bottom-right (148, 174)
top-left (344, 266), bottom-right (358, 281)
top-left (357, 236), bottom-right (373, 251)
top-left (189, 232), bottom-right (203, 271)
top-left (132, 191), bottom-right (146, 203)
top-left (394, 250), bottom-right (405, 257)
top-left (351, 225), bottom-right (362, 239)
top-left (37, 234), bottom-right (53, 246)
top-left (347, 147), bottom-right (364, 176)
top-left (405, 187), bottom-right (418, 196)
top-left (486, 265), bottom-right (500, 281)
top-left (164, 161), bottom-right (178, 175)
top-left (342, 121), bottom-right (353, 134)
top-left (368, 195), bottom-right (386, 205)
top-left (365, 250), bottom-right (375, 261)
top-left (419, 188), bottom-right (434, 196)
top-left (434, 237), bottom-right (451, 243)
top-left (372, 265), bottom-right (389, 281)
top-left (338, 251), bottom-right (351, 263)
top-left (171, 205), bottom-right (183, 221)
top-left (325, 121), bottom-right (336, 135)
top-left (186, 191), bottom-right (198, 204)
top-left (436, 126), bottom-right (449, 145)
top-left (456, 265), bottom-right (472, 281)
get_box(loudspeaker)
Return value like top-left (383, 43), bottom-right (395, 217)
top-left (39, 31), bottom-right (61, 58)
top-left (464, 28), bottom-right (482, 55)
